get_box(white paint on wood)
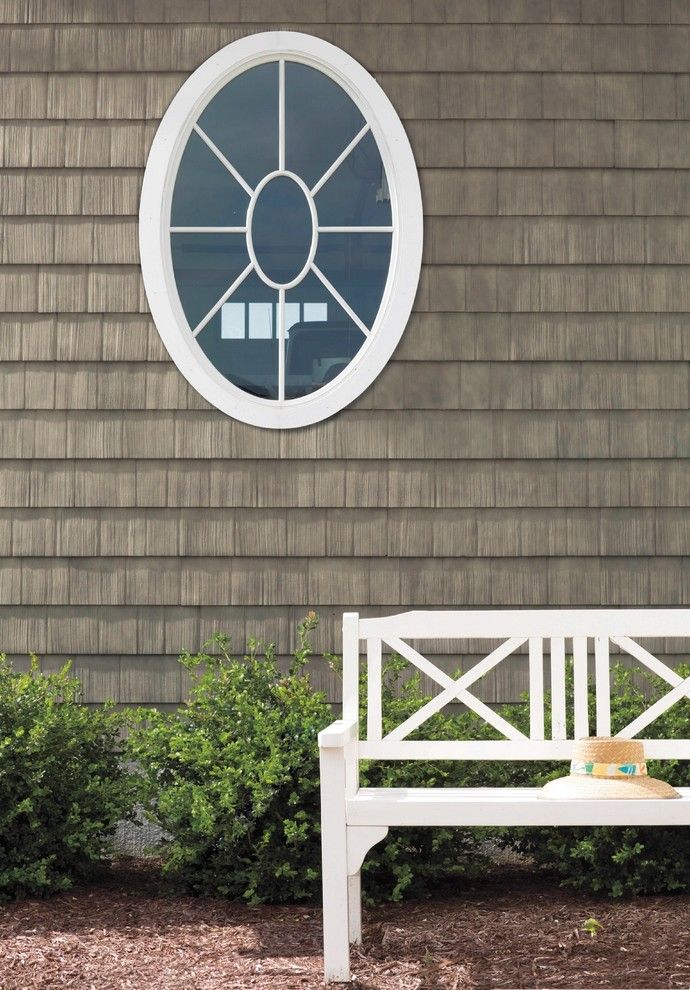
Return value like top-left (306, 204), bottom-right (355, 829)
top-left (382, 635), bottom-right (526, 742)
top-left (529, 637), bottom-right (545, 740)
top-left (359, 609), bottom-right (690, 640)
top-left (595, 636), bottom-right (611, 736)
top-left (358, 738), bottom-right (690, 760)
top-left (366, 638), bottom-right (382, 742)
top-left (347, 874), bottom-right (361, 946)
top-left (550, 637), bottom-right (567, 740)
top-left (319, 745), bottom-right (351, 982)
top-left (341, 613), bottom-right (360, 724)
top-left (572, 636), bottom-right (589, 739)
top-left (346, 787), bottom-right (690, 827)
top-left (346, 826), bottom-right (389, 876)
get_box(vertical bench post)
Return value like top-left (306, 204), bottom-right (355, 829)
top-left (320, 740), bottom-right (350, 982)
top-left (321, 612), bottom-right (360, 982)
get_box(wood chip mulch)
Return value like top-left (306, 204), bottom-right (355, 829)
top-left (0, 861), bottom-right (689, 990)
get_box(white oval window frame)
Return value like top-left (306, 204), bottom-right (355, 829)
top-left (139, 31), bottom-right (423, 430)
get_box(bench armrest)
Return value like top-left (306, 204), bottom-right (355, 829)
top-left (318, 718), bottom-right (358, 749)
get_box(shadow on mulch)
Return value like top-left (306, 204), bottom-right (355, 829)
top-left (0, 859), bottom-right (689, 990)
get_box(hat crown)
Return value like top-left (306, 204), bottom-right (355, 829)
top-left (572, 737), bottom-right (644, 766)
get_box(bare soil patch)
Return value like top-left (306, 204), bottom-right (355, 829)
top-left (0, 860), bottom-right (688, 990)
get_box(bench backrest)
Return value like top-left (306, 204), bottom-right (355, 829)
top-left (343, 610), bottom-right (690, 762)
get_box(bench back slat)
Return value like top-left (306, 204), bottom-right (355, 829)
top-left (359, 609), bottom-right (690, 640)
top-left (529, 637), bottom-right (545, 740)
top-left (572, 636), bottom-right (589, 739)
top-left (366, 637), bottom-right (382, 742)
top-left (595, 636), bottom-right (612, 736)
top-left (345, 609), bottom-right (690, 761)
top-left (550, 637), bottom-right (567, 740)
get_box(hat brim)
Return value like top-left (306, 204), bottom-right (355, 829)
top-left (539, 773), bottom-right (680, 800)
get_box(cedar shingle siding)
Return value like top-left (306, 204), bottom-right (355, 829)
top-left (2, 0), bottom-right (689, 704)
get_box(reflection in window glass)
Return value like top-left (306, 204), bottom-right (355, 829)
top-left (314, 233), bottom-right (391, 328)
top-left (197, 271), bottom-right (279, 399)
top-left (197, 62), bottom-right (279, 189)
top-left (251, 174), bottom-right (313, 285)
top-left (314, 131), bottom-right (392, 227)
top-left (285, 302), bottom-right (300, 332)
top-left (171, 130), bottom-right (249, 227)
top-left (248, 302), bottom-right (273, 338)
top-left (304, 302), bottom-right (328, 322)
top-left (171, 233), bottom-right (249, 331)
top-left (221, 303), bottom-right (244, 339)
top-left (285, 62), bottom-right (364, 190)
top-left (285, 271), bottom-right (366, 398)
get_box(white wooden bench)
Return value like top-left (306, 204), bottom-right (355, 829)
top-left (318, 609), bottom-right (690, 982)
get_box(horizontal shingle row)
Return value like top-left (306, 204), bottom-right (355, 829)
top-left (1, 360), bottom-right (690, 411)
top-left (4, 119), bottom-right (690, 167)
top-left (3, 168), bottom-right (690, 217)
top-left (4, 554), bottom-right (690, 605)
top-left (1, 263), bottom-right (689, 312)
top-left (409, 119), bottom-right (690, 167)
top-left (9, 121), bottom-right (690, 172)
top-left (2, 458), bottom-right (690, 508)
top-left (3, 70), bottom-right (690, 120)
top-left (1, 409), bottom-right (690, 459)
top-left (3, 313), bottom-right (690, 363)
top-left (2, 457), bottom-right (690, 507)
top-left (3, 505), bottom-right (690, 557)
top-left (6, 215), bottom-right (690, 265)
top-left (3, 23), bottom-right (690, 73)
top-left (1, 1), bottom-right (689, 28)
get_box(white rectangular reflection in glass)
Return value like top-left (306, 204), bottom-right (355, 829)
top-left (304, 302), bottom-right (328, 322)
top-left (248, 302), bottom-right (273, 338)
top-left (221, 302), bottom-right (245, 339)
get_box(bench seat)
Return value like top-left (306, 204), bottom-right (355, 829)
top-left (347, 786), bottom-right (690, 827)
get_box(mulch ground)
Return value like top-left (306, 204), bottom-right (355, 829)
top-left (0, 861), bottom-right (688, 990)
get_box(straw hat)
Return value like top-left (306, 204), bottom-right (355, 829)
top-left (540, 737), bottom-right (680, 800)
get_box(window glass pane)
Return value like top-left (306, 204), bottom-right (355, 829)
top-left (251, 175), bottom-right (313, 285)
top-left (285, 271), bottom-right (366, 399)
top-left (314, 232), bottom-right (392, 328)
top-left (314, 131), bottom-right (392, 227)
top-left (197, 62), bottom-right (279, 189)
top-left (171, 130), bottom-right (249, 227)
top-left (285, 61), bottom-right (364, 190)
top-left (197, 271), bottom-right (279, 399)
top-left (171, 233), bottom-right (249, 331)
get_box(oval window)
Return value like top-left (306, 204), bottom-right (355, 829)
top-left (140, 32), bottom-right (423, 429)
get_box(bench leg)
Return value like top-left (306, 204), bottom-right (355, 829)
top-left (347, 872), bottom-right (361, 945)
top-left (320, 747), bottom-right (351, 982)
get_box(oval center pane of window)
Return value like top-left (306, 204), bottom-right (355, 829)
top-left (250, 173), bottom-right (314, 287)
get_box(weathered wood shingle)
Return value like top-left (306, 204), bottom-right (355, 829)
top-left (0, 5), bottom-right (688, 703)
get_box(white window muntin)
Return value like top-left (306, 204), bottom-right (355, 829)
top-left (140, 31), bottom-right (423, 430)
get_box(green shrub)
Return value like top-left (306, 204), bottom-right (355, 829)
top-left (0, 655), bottom-right (136, 902)
top-left (129, 618), bottom-right (492, 904)
top-left (499, 664), bottom-right (690, 897)
top-left (129, 614), bottom-right (331, 904)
